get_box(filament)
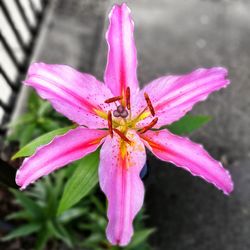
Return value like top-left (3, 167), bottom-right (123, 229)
top-left (138, 117), bottom-right (158, 134)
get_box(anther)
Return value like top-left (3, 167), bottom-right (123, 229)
top-left (144, 92), bottom-right (155, 116)
top-left (113, 128), bottom-right (131, 144)
top-left (126, 87), bottom-right (131, 110)
top-left (108, 111), bottom-right (113, 137)
top-left (105, 96), bottom-right (122, 104)
top-left (138, 117), bottom-right (158, 134)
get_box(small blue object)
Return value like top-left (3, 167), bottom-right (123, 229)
top-left (140, 162), bottom-right (148, 180)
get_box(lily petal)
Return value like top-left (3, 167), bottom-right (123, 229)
top-left (16, 127), bottom-right (107, 190)
top-left (140, 129), bottom-right (233, 195)
top-left (135, 67), bottom-right (229, 128)
top-left (25, 63), bottom-right (115, 128)
top-left (104, 3), bottom-right (139, 96)
top-left (99, 130), bottom-right (146, 246)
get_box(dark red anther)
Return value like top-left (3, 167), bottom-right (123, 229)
top-left (126, 87), bottom-right (131, 110)
top-left (108, 111), bottom-right (113, 137)
top-left (138, 117), bottom-right (158, 134)
top-left (105, 96), bottom-right (122, 104)
top-left (113, 128), bottom-right (131, 144)
top-left (144, 92), bottom-right (155, 116)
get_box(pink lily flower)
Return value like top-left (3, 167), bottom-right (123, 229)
top-left (16, 3), bottom-right (233, 246)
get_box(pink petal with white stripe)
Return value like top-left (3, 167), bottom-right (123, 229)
top-left (16, 127), bottom-right (107, 190)
top-left (134, 67), bottom-right (229, 128)
top-left (140, 129), bottom-right (233, 195)
top-left (25, 63), bottom-right (115, 128)
top-left (104, 3), bottom-right (139, 96)
top-left (99, 130), bottom-right (146, 246)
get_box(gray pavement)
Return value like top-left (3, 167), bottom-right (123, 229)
top-left (33, 0), bottom-right (250, 249)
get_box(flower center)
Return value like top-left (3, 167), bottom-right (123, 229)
top-left (103, 87), bottom-right (158, 144)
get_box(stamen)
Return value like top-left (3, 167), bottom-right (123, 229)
top-left (144, 92), bottom-right (155, 116)
top-left (126, 87), bottom-right (131, 110)
top-left (138, 117), bottom-right (158, 134)
top-left (113, 128), bottom-right (131, 145)
top-left (108, 111), bottom-right (113, 137)
top-left (105, 96), bottom-right (122, 104)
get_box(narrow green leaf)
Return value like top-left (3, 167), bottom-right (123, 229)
top-left (35, 226), bottom-right (50, 250)
top-left (127, 228), bottom-right (155, 249)
top-left (19, 123), bottom-right (36, 147)
top-left (58, 208), bottom-right (87, 224)
top-left (7, 113), bottom-right (34, 128)
top-left (6, 210), bottom-right (32, 221)
top-left (166, 115), bottom-right (212, 135)
top-left (47, 221), bottom-right (73, 247)
top-left (1, 223), bottom-right (41, 241)
top-left (10, 189), bottom-right (43, 219)
top-left (57, 150), bottom-right (99, 215)
top-left (12, 126), bottom-right (74, 160)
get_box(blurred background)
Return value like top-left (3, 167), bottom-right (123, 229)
top-left (1, 0), bottom-right (250, 249)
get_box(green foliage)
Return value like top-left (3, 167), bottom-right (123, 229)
top-left (8, 91), bottom-right (70, 147)
top-left (58, 150), bottom-right (100, 215)
top-left (3, 168), bottom-right (79, 249)
top-left (166, 114), bottom-right (211, 135)
top-left (3, 168), bottom-right (154, 249)
top-left (1, 223), bottom-right (41, 241)
top-left (12, 126), bottom-right (75, 160)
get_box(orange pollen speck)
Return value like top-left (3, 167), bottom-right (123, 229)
top-left (108, 111), bottom-right (113, 137)
top-left (113, 128), bottom-right (131, 145)
top-left (144, 92), bottom-right (155, 116)
top-left (138, 117), bottom-right (158, 134)
top-left (104, 96), bottom-right (122, 103)
top-left (126, 87), bottom-right (131, 110)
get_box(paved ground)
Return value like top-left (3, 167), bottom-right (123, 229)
top-left (32, 0), bottom-right (250, 249)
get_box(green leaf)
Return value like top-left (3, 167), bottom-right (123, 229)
top-left (1, 223), bottom-right (41, 241)
top-left (10, 189), bottom-right (44, 219)
top-left (35, 226), bottom-right (50, 250)
top-left (166, 115), bottom-right (212, 135)
top-left (37, 101), bottom-right (52, 117)
top-left (6, 210), bottom-right (32, 221)
top-left (58, 207), bottom-right (87, 224)
top-left (127, 228), bottom-right (155, 249)
top-left (47, 220), bottom-right (73, 247)
top-left (8, 113), bottom-right (34, 128)
top-left (57, 150), bottom-right (100, 215)
top-left (19, 123), bottom-right (36, 147)
top-left (12, 126), bottom-right (74, 160)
